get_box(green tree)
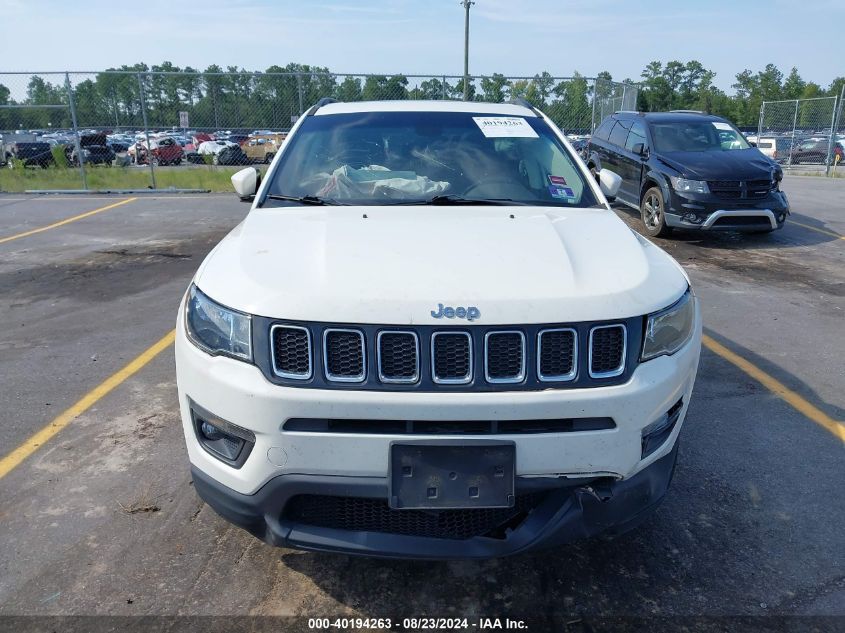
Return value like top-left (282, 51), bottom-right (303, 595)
top-left (480, 73), bottom-right (509, 103)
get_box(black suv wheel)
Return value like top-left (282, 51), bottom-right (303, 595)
top-left (640, 187), bottom-right (671, 237)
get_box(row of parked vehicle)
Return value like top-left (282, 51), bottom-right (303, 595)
top-left (0, 129), bottom-right (288, 169)
top-left (747, 133), bottom-right (845, 166)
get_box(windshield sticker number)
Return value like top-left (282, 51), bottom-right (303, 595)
top-left (548, 175), bottom-right (567, 186)
top-left (549, 185), bottom-right (576, 199)
top-left (712, 122), bottom-right (733, 131)
top-left (473, 116), bottom-right (539, 138)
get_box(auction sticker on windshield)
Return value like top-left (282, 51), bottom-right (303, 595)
top-left (473, 116), bottom-right (539, 138)
top-left (712, 121), bottom-right (733, 131)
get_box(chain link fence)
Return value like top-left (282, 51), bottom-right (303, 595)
top-left (0, 71), bottom-right (637, 191)
top-left (757, 96), bottom-right (840, 175)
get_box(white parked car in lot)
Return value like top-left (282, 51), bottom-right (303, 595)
top-left (196, 139), bottom-right (237, 156)
top-left (175, 99), bottom-right (702, 558)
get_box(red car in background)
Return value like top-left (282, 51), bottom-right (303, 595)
top-left (130, 136), bottom-right (183, 166)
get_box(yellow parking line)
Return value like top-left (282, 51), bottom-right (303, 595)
top-left (789, 220), bottom-right (845, 241)
top-left (0, 329), bottom-right (176, 480)
top-left (0, 197), bottom-right (137, 244)
top-left (702, 334), bottom-right (845, 443)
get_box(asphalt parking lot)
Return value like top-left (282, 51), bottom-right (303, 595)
top-left (0, 177), bottom-right (843, 627)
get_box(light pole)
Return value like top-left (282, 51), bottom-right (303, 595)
top-left (461, 0), bottom-right (475, 101)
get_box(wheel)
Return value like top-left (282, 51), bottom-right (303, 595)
top-left (264, 152), bottom-right (275, 164)
top-left (640, 187), bottom-right (672, 237)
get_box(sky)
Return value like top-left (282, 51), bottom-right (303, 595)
top-left (0, 0), bottom-right (840, 93)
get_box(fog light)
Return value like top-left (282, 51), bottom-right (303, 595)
top-left (682, 213), bottom-right (702, 224)
top-left (200, 421), bottom-right (224, 441)
top-left (642, 399), bottom-right (683, 458)
top-left (778, 213), bottom-right (785, 222)
top-left (190, 400), bottom-right (255, 468)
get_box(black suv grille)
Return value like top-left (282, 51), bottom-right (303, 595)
top-left (590, 325), bottom-right (626, 377)
top-left (271, 326), bottom-right (311, 378)
top-left (284, 493), bottom-right (545, 540)
top-left (324, 329), bottom-right (365, 381)
top-left (485, 332), bottom-right (525, 381)
top-left (432, 332), bottom-right (472, 383)
top-left (708, 179), bottom-right (772, 200)
top-left (378, 332), bottom-right (419, 383)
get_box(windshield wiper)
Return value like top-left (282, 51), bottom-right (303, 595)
top-left (263, 194), bottom-right (343, 206)
top-left (386, 194), bottom-right (528, 206)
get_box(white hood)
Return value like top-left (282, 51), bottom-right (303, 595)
top-left (195, 206), bottom-right (689, 325)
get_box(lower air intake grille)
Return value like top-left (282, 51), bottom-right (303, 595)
top-left (284, 493), bottom-right (545, 540)
top-left (589, 325), bottom-right (626, 378)
top-left (324, 329), bottom-right (365, 381)
top-left (271, 326), bottom-right (311, 379)
top-left (432, 332), bottom-right (472, 384)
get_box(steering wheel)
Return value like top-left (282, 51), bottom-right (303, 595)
top-left (462, 177), bottom-right (534, 199)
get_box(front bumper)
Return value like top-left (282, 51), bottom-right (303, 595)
top-left (664, 189), bottom-right (789, 231)
top-left (176, 303), bottom-right (701, 557)
top-left (190, 443), bottom-right (679, 559)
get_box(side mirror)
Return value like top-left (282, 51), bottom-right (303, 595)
top-left (598, 168), bottom-right (622, 201)
top-left (750, 141), bottom-right (757, 147)
top-left (632, 142), bottom-right (648, 157)
top-left (231, 167), bottom-right (260, 201)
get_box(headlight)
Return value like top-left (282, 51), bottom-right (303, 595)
top-left (669, 177), bottom-right (709, 194)
top-left (185, 284), bottom-right (252, 361)
top-left (641, 289), bottom-right (695, 361)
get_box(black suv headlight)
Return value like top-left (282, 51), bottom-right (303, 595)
top-left (641, 289), bottom-right (695, 361)
top-left (185, 284), bottom-right (252, 362)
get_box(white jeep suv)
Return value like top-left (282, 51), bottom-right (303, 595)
top-left (175, 99), bottom-right (701, 559)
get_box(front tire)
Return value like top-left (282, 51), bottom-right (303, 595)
top-left (640, 187), bottom-right (672, 238)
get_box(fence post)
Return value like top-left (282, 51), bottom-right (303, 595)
top-left (590, 79), bottom-right (597, 132)
top-left (757, 101), bottom-right (764, 144)
top-left (788, 100), bottom-right (798, 170)
top-left (826, 93), bottom-right (840, 176)
top-left (442, 75), bottom-right (447, 100)
top-left (832, 85), bottom-right (845, 177)
top-left (297, 73), bottom-right (304, 115)
top-left (137, 72), bottom-right (157, 190)
top-left (64, 73), bottom-right (88, 191)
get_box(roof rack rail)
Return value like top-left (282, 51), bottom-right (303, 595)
top-left (669, 109), bottom-right (706, 114)
top-left (307, 97), bottom-right (339, 116)
top-left (509, 97), bottom-right (539, 113)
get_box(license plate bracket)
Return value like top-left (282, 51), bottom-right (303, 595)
top-left (388, 441), bottom-right (515, 510)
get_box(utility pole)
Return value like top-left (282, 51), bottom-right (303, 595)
top-left (462, 0), bottom-right (475, 101)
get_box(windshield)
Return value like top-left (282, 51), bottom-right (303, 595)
top-left (651, 120), bottom-right (752, 153)
top-left (265, 111), bottom-right (598, 207)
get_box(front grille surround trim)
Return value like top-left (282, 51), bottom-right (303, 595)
top-left (431, 331), bottom-right (473, 385)
top-left (588, 324), bottom-right (627, 379)
top-left (376, 330), bottom-right (420, 384)
top-left (323, 328), bottom-right (366, 383)
top-left (270, 324), bottom-right (313, 380)
top-left (484, 330), bottom-right (526, 384)
top-left (536, 327), bottom-right (578, 382)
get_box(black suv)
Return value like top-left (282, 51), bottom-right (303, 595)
top-left (586, 111), bottom-right (789, 236)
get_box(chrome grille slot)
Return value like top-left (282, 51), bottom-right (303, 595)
top-left (537, 328), bottom-right (577, 381)
top-left (431, 332), bottom-right (472, 384)
top-left (270, 325), bottom-right (312, 379)
top-left (589, 325), bottom-right (626, 378)
top-left (484, 331), bottom-right (525, 383)
top-left (323, 328), bottom-right (366, 382)
top-left (377, 331), bottom-right (419, 384)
